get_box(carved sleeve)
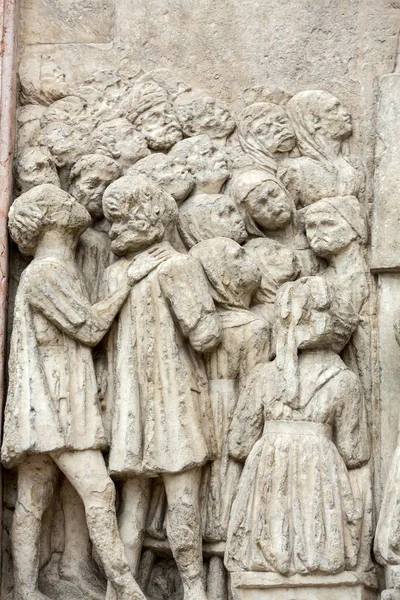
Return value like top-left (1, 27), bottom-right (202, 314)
top-left (159, 255), bottom-right (221, 353)
top-left (28, 261), bottom-right (130, 347)
top-left (334, 369), bottom-right (370, 469)
top-left (228, 363), bottom-right (268, 461)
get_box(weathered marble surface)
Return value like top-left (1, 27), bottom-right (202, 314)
top-left (4, 1), bottom-right (400, 600)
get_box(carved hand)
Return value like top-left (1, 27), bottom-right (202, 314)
top-left (127, 245), bottom-right (172, 286)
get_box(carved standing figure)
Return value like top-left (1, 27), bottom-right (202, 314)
top-left (225, 276), bottom-right (369, 575)
top-left (190, 237), bottom-right (269, 597)
top-left (1, 184), bottom-right (170, 600)
top-left (101, 176), bottom-right (221, 600)
top-left (280, 90), bottom-right (361, 207)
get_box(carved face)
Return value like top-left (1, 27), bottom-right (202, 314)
top-left (157, 157), bottom-right (195, 204)
top-left (222, 243), bottom-right (261, 295)
top-left (69, 166), bottom-right (117, 219)
top-left (114, 127), bottom-right (148, 168)
top-left (246, 180), bottom-right (292, 230)
top-left (41, 61), bottom-right (68, 98)
top-left (134, 101), bottom-right (183, 151)
top-left (305, 208), bottom-right (356, 257)
top-left (43, 122), bottom-right (91, 168)
top-left (210, 197), bottom-right (248, 243)
top-left (250, 105), bottom-right (296, 153)
top-left (185, 137), bottom-right (230, 193)
top-left (16, 147), bottom-right (59, 193)
top-left (316, 94), bottom-right (352, 140)
top-left (175, 92), bottom-right (236, 138)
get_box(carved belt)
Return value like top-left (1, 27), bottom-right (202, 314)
top-left (263, 420), bottom-right (333, 440)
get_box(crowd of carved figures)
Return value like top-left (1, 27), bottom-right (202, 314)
top-left (1, 55), bottom-right (398, 600)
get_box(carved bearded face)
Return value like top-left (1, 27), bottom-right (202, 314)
top-left (69, 160), bottom-right (121, 220)
top-left (250, 105), bottom-right (296, 154)
top-left (245, 180), bottom-right (293, 230)
top-left (134, 101), bottom-right (183, 151)
top-left (305, 207), bottom-right (357, 258)
top-left (183, 135), bottom-right (230, 194)
top-left (174, 91), bottom-right (236, 139)
top-left (315, 94), bottom-right (352, 140)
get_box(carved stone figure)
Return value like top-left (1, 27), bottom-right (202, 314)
top-left (1, 184), bottom-right (170, 600)
top-left (168, 134), bottom-right (230, 194)
top-left (127, 152), bottom-right (195, 204)
top-left (178, 193), bottom-right (248, 249)
top-left (280, 90), bottom-right (361, 207)
top-left (19, 55), bottom-right (69, 106)
top-left (226, 276), bottom-right (369, 575)
top-left (69, 154), bottom-right (121, 301)
top-left (173, 90), bottom-right (236, 139)
top-left (230, 168), bottom-right (294, 237)
top-left (101, 175), bottom-right (221, 600)
top-left (123, 79), bottom-right (183, 151)
top-left (244, 237), bottom-right (300, 333)
top-left (190, 237), bottom-right (269, 587)
top-left (15, 146), bottom-right (60, 193)
top-left (237, 102), bottom-right (296, 172)
top-left (91, 118), bottom-right (150, 171)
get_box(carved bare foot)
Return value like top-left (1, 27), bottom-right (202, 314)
top-left (59, 559), bottom-right (106, 600)
top-left (112, 572), bottom-right (147, 600)
top-left (183, 579), bottom-right (208, 600)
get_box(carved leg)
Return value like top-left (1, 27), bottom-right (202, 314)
top-left (162, 468), bottom-right (208, 600)
top-left (207, 556), bottom-right (227, 600)
top-left (118, 476), bottom-right (151, 577)
top-left (59, 477), bottom-right (105, 599)
top-left (12, 454), bottom-right (57, 600)
top-left (52, 449), bottom-right (146, 600)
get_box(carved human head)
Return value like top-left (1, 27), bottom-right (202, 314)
top-left (178, 193), bottom-right (248, 249)
top-left (190, 237), bottom-right (261, 309)
top-left (103, 175), bottom-right (178, 255)
top-left (244, 238), bottom-right (300, 306)
top-left (92, 118), bottom-right (150, 169)
top-left (238, 102), bottom-right (296, 171)
top-left (124, 80), bottom-right (183, 151)
top-left (42, 122), bottom-right (92, 168)
top-left (15, 146), bottom-right (60, 193)
top-left (127, 153), bottom-right (194, 204)
top-left (304, 196), bottom-right (367, 258)
top-left (231, 169), bottom-right (294, 234)
top-left (69, 154), bottom-right (122, 220)
top-left (173, 90), bottom-right (236, 139)
top-left (9, 184), bottom-right (91, 256)
top-left (168, 135), bottom-right (230, 194)
top-left (287, 90), bottom-right (352, 156)
top-left (19, 55), bottom-right (69, 106)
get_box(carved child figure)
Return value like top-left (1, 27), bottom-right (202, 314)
top-left (101, 176), bottom-right (221, 600)
top-left (1, 184), bottom-right (170, 600)
top-left (225, 276), bottom-right (370, 575)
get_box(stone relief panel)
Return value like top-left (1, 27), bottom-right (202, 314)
top-left (1, 55), bottom-right (379, 600)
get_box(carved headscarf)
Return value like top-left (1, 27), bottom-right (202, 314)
top-left (190, 237), bottom-right (261, 310)
top-left (305, 195), bottom-right (368, 245)
top-left (177, 194), bottom-right (245, 249)
top-left (230, 169), bottom-right (292, 236)
top-left (274, 276), bottom-right (359, 409)
top-left (286, 90), bottom-right (349, 171)
top-left (238, 103), bottom-right (281, 173)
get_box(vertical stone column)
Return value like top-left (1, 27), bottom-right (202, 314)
top-left (0, 0), bottom-right (19, 567)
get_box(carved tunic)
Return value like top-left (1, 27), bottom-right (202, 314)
top-left (225, 352), bottom-right (369, 575)
top-left (202, 308), bottom-right (270, 542)
top-left (1, 257), bottom-right (107, 467)
top-left (102, 242), bottom-right (220, 477)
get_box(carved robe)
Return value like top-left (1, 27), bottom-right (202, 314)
top-left (1, 257), bottom-right (107, 468)
top-left (102, 242), bottom-right (220, 477)
top-left (225, 352), bottom-right (370, 575)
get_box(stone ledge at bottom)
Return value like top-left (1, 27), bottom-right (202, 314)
top-left (230, 571), bottom-right (378, 600)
